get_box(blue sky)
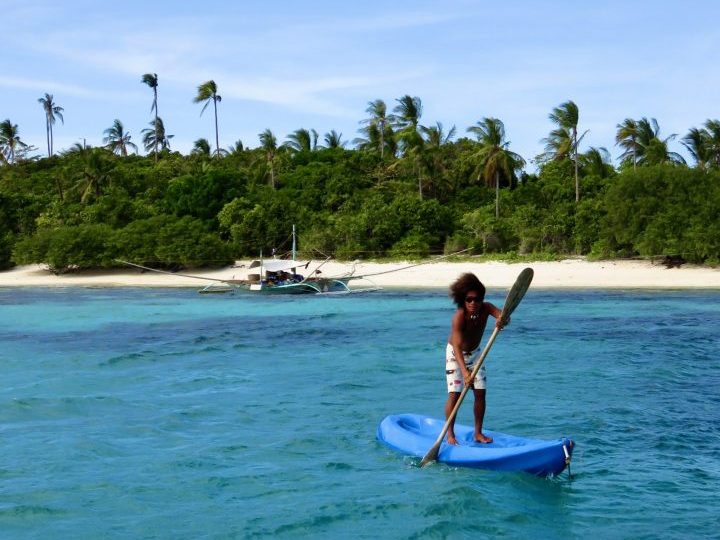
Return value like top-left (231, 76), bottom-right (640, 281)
top-left (2, 0), bottom-right (719, 167)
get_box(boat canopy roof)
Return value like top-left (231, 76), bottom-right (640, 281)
top-left (258, 260), bottom-right (309, 273)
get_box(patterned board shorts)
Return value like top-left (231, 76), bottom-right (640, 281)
top-left (445, 343), bottom-right (487, 392)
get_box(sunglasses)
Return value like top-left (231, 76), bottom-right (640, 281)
top-left (465, 296), bottom-right (481, 304)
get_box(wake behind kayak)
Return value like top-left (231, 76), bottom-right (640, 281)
top-left (377, 413), bottom-right (573, 477)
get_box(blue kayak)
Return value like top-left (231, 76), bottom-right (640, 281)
top-left (377, 413), bottom-right (574, 477)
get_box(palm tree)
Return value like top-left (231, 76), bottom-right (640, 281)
top-left (581, 147), bottom-right (614, 178)
top-left (642, 138), bottom-right (686, 166)
top-left (682, 128), bottom-right (711, 170)
top-left (635, 117), bottom-right (660, 143)
top-left (193, 80), bottom-right (222, 158)
top-left (540, 127), bottom-right (574, 162)
top-left (191, 138), bottom-right (212, 156)
top-left (703, 119), bottom-right (720, 168)
top-left (420, 122), bottom-right (456, 148)
top-left (416, 122), bottom-right (455, 197)
top-left (284, 128), bottom-right (317, 152)
top-left (393, 95), bottom-right (422, 130)
top-left (141, 117), bottom-right (173, 153)
top-left (259, 129), bottom-right (278, 188)
top-left (353, 123), bottom-right (397, 157)
top-left (390, 95), bottom-right (426, 196)
top-left (63, 141), bottom-right (91, 155)
top-left (393, 95), bottom-right (423, 153)
top-left (38, 93), bottom-right (64, 157)
top-left (633, 118), bottom-right (684, 166)
top-left (227, 139), bottom-right (244, 155)
top-left (323, 130), bottom-right (345, 149)
top-left (103, 119), bottom-right (137, 156)
top-left (76, 148), bottom-right (114, 202)
top-left (548, 100), bottom-right (583, 202)
top-left (0, 119), bottom-right (28, 164)
top-left (141, 73), bottom-right (159, 161)
top-left (360, 99), bottom-right (394, 158)
top-left (467, 117), bottom-right (525, 218)
top-left (400, 136), bottom-right (429, 199)
top-left (615, 118), bottom-right (640, 169)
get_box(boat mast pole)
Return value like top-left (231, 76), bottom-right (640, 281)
top-left (292, 224), bottom-right (297, 261)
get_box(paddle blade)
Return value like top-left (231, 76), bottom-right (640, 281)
top-left (420, 443), bottom-right (440, 467)
top-left (499, 267), bottom-right (533, 326)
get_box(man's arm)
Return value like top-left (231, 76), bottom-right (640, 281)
top-left (449, 310), bottom-right (473, 384)
top-left (485, 302), bottom-right (507, 329)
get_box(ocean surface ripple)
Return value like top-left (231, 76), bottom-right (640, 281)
top-left (1, 287), bottom-right (719, 539)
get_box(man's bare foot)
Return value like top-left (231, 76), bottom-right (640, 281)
top-left (447, 434), bottom-right (459, 445)
top-left (474, 433), bottom-right (493, 444)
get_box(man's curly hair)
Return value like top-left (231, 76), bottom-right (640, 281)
top-left (449, 273), bottom-right (486, 308)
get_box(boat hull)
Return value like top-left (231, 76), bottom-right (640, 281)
top-left (377, 413), bottom-right (573, 476)
top-left (249, 278), bottom-right (355, 294)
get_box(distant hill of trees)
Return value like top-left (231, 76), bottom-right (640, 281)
top-left (1, 93), bottom-right (719, 272)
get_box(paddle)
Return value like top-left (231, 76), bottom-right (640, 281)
top-left (420, 267), bottom-right (534, 467)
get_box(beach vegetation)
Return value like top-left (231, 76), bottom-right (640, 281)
top-left (0, 120), bottom-right (30, 165)
top-left (258, 129), bottom-right (278, 189)
top-left (1, 92), bottom-right (719, 271)
top-left (467, 117), bottom-right (525, 218)
top-left (541, 101), bottom-right (585, 202)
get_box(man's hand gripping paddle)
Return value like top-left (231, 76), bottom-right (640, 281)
top-left (420, 268), bottom-right (534, 467)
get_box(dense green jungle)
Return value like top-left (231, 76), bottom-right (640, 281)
top-left (1, 96), bottom-right (719, 272)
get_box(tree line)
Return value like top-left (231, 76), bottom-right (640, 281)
top-left (1, 79), bottom-right (719, 272)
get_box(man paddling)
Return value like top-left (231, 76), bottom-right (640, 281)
top-left (444, 273), bottom-right (505, 445)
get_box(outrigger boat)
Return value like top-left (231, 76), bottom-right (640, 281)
top-left (119, 226), bottom-right (381, 295)
top-left (119, 226), bottom-right (469, 296)
top-left (196, 257), bottom-right (381, 295)
top-left (119, 255), bottom-right (381, 296)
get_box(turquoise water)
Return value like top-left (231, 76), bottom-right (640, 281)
top-left (1, 287), bottom-right (719, 539)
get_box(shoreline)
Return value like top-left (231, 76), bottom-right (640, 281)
top-left (1, 259), bottom-right (719, 290)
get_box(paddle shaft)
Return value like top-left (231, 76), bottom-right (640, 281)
top-left (420, 268), bottom-right (534, 467)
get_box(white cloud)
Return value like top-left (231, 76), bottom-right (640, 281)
top-left (0, 76), bottom-right (96, 98)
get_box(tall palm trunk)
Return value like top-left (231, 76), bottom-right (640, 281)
top-left (573, 128), bottom-right (579, 202)
top-left (45, 121), bottom-right (51, 157)
top-left (495, 170), bottom-right (500, 219)
top-left (153, 87), bottom-right (159, 162)
top-left (380, 119), bottom-right (385, 159)
top-left (43, 114), bottom-right (53, 156)
top-left (213, 98), bottom-right (220, 158)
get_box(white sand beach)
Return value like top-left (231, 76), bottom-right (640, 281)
top-left (0, 258), bottom-right (719, 289)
